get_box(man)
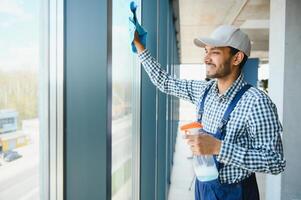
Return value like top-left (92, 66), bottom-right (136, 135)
top-left (133, 25), bottom-right (285, 200)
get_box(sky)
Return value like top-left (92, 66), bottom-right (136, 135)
top-left (0, 0), bottom-right (138, 73)
top-left (0, 0), bottom-right (38, 72)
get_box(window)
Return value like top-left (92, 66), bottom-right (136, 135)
top-left (111, 0), bottom-right (141, 199)
top-left (0, 0), bottom-right (63, 199)
top-left (0, 0), bottom-right (42, 199)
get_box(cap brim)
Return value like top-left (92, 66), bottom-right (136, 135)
top-left (193, 37), bottom-right (226, 48)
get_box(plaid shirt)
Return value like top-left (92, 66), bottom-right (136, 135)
top-left (138, 49), bottom-right (286, 184)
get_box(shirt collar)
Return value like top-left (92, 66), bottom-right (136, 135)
top-left (212, 73), bottom-right (246, 101)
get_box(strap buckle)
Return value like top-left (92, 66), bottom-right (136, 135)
top-left (218, 118), bottom-right (228, 130)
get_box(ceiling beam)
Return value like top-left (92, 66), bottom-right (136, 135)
top-left (223, 0), bottom-right (249, 25)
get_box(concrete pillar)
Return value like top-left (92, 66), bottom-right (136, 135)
top-left (268, 0), bottom-right (301, 199)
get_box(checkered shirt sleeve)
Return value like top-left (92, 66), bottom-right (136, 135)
top-left (138, 49), bottom-right (208, 105)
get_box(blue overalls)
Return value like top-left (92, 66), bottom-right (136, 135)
top-left (195, 84), bottom-right (260, 200)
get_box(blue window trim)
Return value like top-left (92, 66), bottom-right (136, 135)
top-left (64, 0), bottom-right (112, 199)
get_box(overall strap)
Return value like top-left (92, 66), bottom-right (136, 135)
top-left (197, 83), bottom-right (214, 122)
top-left (216, 84), bottom-right (252, 138)
top-left (214, 84), bottom-right (252, 171)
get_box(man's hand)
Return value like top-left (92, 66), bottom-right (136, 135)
top-left (133, 31), bottom-right (145, 53)
top-left (185, 133), bottom-right (221, 155)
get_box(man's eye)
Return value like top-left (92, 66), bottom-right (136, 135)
top-left (212, 51), bottom-right (220, 54)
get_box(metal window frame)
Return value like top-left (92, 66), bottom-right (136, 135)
top-left (40, 0), bottom-right (64, 199)
top-left (64, 0), bottom-right (112, 199)
top-left (132, 57), bottom-right (141, 200)
top-left (50, 0), bottom-right (64, 199)
top-left (132, 3), bottom-right (142, 197)
top-left (139, 0), bottom-right (158, 199)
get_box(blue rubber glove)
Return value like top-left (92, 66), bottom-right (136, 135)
top-left (129, 1), bottom-right (147, 53)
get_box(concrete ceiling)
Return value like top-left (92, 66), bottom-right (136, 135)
top-left (176, 0), bottom-right (270, 64)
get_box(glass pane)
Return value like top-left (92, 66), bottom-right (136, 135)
top-left (112, 0), bottom-right (140, 199)
top-left (0, 0), bottom-right (44, 199)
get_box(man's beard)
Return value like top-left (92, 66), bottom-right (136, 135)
top-left (206, 59), bottom-right (231, 79)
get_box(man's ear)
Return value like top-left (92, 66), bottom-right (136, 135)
top-left (232, 51), bottom-right (245, 66)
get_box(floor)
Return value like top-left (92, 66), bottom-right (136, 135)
top-left (168, 125), bottom-right (195, 200)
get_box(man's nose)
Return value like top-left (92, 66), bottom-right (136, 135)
top-left (204, 53), bottom-right (211, 64)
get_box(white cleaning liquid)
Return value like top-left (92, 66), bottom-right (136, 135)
top-left (188, 128), bottom-right (219, 182)
top-left (193, 156), bottom-right (218, 182)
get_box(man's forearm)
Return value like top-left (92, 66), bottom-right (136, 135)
top-left (134, 40), bottom-right (145, 54)
top-left (137, 49), bottom-right (203, 105)
top-left (133, 31), bottom-right (145, 53)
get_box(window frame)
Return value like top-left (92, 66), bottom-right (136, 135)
top-left (40, 0), bottom-right (64, 199)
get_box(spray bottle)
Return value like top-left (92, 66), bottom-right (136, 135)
top-left (180, 122), bottom-right (218, 182)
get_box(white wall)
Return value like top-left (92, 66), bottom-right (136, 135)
top-left (268, 0), bottom-right (301, 199)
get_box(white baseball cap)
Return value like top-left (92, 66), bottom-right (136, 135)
top-left (194, 25), bottom-right (251, 57)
